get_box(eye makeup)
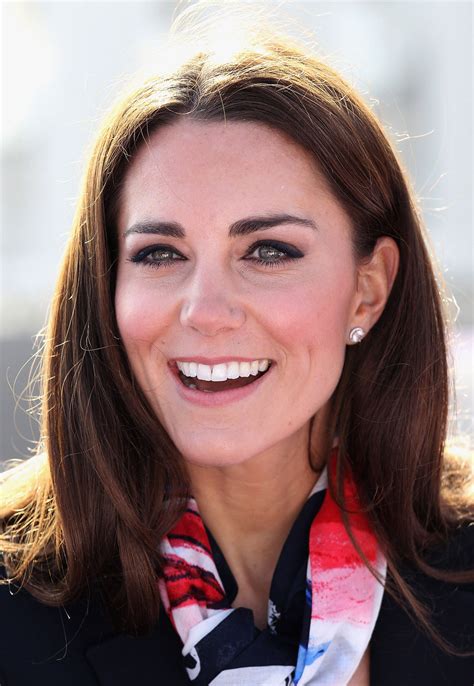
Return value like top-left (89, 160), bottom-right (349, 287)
top-left (127, 239), bottom-right (305, 270)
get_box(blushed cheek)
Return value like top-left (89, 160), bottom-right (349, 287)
top-left (114, 285), bottom-right (171, 399)
top-left (265, 279), bottom-right (352, 398)
top-left (267, 281), bottom-right (351, 347)
top-left (115, 282), bottom-right (166, 347)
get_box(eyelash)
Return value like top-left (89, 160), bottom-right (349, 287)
top-left (127, 240), bottom-right (304, 270)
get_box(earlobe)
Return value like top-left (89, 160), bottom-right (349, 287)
top-left (350, 236), bottom-right (400, 337)
top-left (348, 327), bottom-right (366, 345)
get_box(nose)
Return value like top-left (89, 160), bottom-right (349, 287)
top-left (179, 270), bottom-right (246, 336)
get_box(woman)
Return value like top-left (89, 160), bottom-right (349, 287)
top-left (1, 17), bottom-right (473, 686)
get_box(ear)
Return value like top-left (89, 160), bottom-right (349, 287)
top-left (350, 236), bottom-right (400, 334)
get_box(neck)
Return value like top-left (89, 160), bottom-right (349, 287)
top-left (186, 417), bottom-right (330, 593)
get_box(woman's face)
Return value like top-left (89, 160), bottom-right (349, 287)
top-left (115, 120), bottom-right (360, 466)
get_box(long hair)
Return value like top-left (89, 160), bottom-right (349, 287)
top-left (1, 22), bottom-right (472, 652)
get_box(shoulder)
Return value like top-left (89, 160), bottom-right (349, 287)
top-left (0, 566), bottom-right (188, 686)
top-left (371, 522), bottom-right (474, 686)
top-left (425, 520), bottom-right (474, 572)
top-left (0, 564), bottom-right (110, 686)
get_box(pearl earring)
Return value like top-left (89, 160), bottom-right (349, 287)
top-left (349, 327), bottom-right (365, 344)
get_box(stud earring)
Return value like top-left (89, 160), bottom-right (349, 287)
top-left (349, 326), bottom-right (365, 344)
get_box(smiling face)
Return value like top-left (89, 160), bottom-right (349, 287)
top-left (114, 119), bottom-right (361, 467)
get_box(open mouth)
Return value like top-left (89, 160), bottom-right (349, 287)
top-left (174, 362), bottom-right (273, 393)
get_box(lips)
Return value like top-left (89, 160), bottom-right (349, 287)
top-left (168, 357), bottom-right (274, 405)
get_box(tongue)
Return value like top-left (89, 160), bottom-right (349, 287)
top-left (182, 373), bottom-right (261, 392)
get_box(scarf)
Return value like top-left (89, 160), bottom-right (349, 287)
top-left (157, 450), bottom-right (387, 685)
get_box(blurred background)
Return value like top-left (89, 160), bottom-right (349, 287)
top-left (1, 1), bottom-right (472, 462)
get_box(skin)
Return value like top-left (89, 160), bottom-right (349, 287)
top-left (114, 120), bottom-right (399, 641)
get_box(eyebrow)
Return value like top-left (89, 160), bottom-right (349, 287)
top-left (122, 213), bottom-right (318, 239)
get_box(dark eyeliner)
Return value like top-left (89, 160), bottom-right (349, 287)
top-left (128, 244), bottom-right (184, 264)
top-left (126, 240), bottom-right (304, 269)
top-left (244, 239), bottom-right (305, 264)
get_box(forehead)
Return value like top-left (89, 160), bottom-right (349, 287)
top-left (117, 118), bottom-right (349, 235)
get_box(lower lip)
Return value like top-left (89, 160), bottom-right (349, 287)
top-left (170, 364), bottom-right (274, 407)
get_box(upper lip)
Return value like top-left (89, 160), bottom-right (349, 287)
top-left (170, 356), bottom-right (273, 366)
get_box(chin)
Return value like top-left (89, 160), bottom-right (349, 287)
top-left (175, 438), bottom-right (258, 469)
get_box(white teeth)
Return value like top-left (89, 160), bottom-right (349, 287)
top-left (240, 362), bottom-right (251, 377)
top-left (176, 359), bottom-right (272, 382)
top-left (227, 361), bottom-right (240, 379)
top-left (197, 364), bottom-right (211, 381)
top-left (211, 363), bottom-right (227, 382)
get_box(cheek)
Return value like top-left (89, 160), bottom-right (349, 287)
top-left (114, 277), bottom-right (171, 354)
top-left (258, 272), bottom-right (353, 354)
top-left (256, 269), bottom-right (354, 412)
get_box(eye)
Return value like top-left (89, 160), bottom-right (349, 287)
top-left (127, 240), bottom-right (304, 270)
top-left (128, 245), bottom-right (186, 269)
top-left (244, 240), bottom-right (304, 268)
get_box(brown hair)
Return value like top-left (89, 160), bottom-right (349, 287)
top-left (1, 19), bottom-right (472, 653)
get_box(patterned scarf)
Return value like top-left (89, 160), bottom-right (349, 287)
top-left (158, 450), bottom-right (387, 685)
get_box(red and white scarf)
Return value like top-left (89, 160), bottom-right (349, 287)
top-left (158, 450), bottom-right (386, 684)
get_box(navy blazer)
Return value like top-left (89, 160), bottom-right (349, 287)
top-left (1, 523), bottom-right (473, 686)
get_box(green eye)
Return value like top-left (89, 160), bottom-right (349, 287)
top-left (244, 240), bottom-right (304, 268)
top-left (129, 245), bottom-right (186, 269)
